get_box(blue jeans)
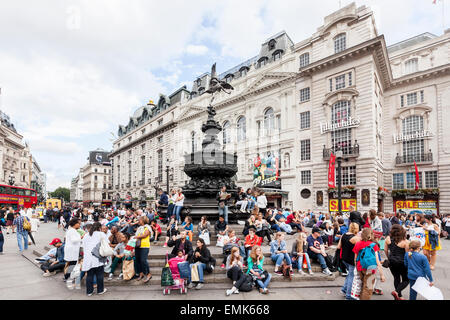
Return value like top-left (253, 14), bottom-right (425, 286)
top-left (17, 230), bottom-right (28, 252)
top-left (247, 200), bottom-right (255, 210)
top-left (409, 279), bottom-right (417, 300)
top-left (167, 203), bottom-right (175, 220)
top-left (342, 262), bottom-right (356, 300)
top-left (174, 206), bottom-right (183, 223)
top-left (189, 262), bottom-right (206, 283)
top-left (256, 272), bottom-right (272, 289)
top-left (293, 253), bottom-right (312, 271)
top-left (44, 215), bottom-right (48, 223)
top-left (218, 206), bottom-right (228, 224)
top-left (308, 251), bottom-right (327, 270)
top-left (78, 271), bottom-right (97, 286)
top-left (271, 253), bottom-right (292, 267)
top-left (0, 233), bottom-right (3, 252)
top-left (271, 224), bottom-right (281, 232)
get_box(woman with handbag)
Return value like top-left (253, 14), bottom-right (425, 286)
top-left (384, 224), bottom-right (409, 300)
top-left (188, 238), bottom-right (212, 290)
top-left (64, 218), bottom-right (82, 281)
top-left (270, 232), bottom-right (293, 276)
top-left (291, 232), bottom-right (314, 275)
top-left (81, 222), bottom-right (107, 296)
top-left (134, 216), bottom-right (152, 283)
top-left (220, 229), bottom-right (239, 268)
top-left (225, 246), bottom-right (246, 296)
top-left (197, 216), bottom-right (210, 237)
top-left (247, 246), bottom-right (271, 294)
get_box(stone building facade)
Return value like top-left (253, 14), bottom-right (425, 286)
top-left (110, 3), bottom-right (450, 214)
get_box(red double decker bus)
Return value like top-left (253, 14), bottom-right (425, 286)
top-left (0, 184), bottom-right (38, 210)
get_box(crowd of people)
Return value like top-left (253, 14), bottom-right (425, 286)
top-left (0, 190), bottom-right (448, 300)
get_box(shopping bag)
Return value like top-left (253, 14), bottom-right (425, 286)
top-left (350, 272), bottom-right (362, 300)
top-left (122, 258), bottom-right (135, 280)
top-left (99, 238), bottom-right (114, 257)
top-left (191, 263), bottom-right (200, 282)
top-left (199, 231), bottom-right (210, 245)
top-left (178, 261), bottom-right (190, 279)
top-left (187, 231), bottom-right (194, 242)
top-left (216, 235), bottom-right (225, 247)
top-left (302, 254), bottom-right (308, 270)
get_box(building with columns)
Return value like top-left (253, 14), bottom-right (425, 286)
top-left (110, 2), bottom-right (450, 215)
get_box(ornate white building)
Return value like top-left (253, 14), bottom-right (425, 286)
top-left (110, 3), bottom-right (450, 215)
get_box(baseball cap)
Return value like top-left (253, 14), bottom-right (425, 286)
top-left (312, 227), bottom-right (321, 234)
top-left (49, 238), bottom-right (62, 246)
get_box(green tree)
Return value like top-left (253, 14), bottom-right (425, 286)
top-left (49, 187), bottom-right (70, 202)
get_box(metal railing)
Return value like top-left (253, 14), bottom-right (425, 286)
top-left (395, 152), bottom-right (433, 165)
top-left (323, 144), bottom-right (359, 160)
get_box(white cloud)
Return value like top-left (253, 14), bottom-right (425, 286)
top-left (185, 44), bottom-right (209, 55)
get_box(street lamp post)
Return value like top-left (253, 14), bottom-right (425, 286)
top-left (165, 159), bottom-right (170, 194)
top-left (336, 149), bottom-right (343, 215)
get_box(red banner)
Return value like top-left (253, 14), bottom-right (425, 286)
top-left (414, 161), bottom-right (419, 190)
top-left (328, 153), bottom-right (336, 188)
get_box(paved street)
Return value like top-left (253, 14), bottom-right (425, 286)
top-left (1, 221), bottom-right (449, 300)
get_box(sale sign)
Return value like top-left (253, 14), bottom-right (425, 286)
top-left (329, 199), bottom-right (357, 212)
top-left (395, 200), bottom-right (437, 215)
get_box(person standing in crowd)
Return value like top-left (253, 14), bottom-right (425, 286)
top-left (349, 206), bottom-right (365, 228)
top-left (337, 222), bottom-right (360, 300)
top-left (166, 189), bottom-right (177, 223)
top-left (256, 191), bottom-right (267, 216)
top-left (173, 188), bottom-right (185, 223)
top-left (291, 232), bottom-right (313, 275)
top-left (188, 238), bottom-right (213, 290)
top-left (81, 222), bottom-right (107, 296)
top-left (247, 246), bottom-right (271, 294)
top-left (64, 218), bottom-right (82, 281)
top-left (217, 185), bottom-right (231, 224)
top-left (307, 227), bottom-right (333, 275)
top-left (270, 232), bottom-right (293, 275)
top-left (384, 224), bottom-right (410, 300)
top-left (134, 216), bottom-right (152, 283)
top-left (353, 228), bottom-right (386, 300)
top-left (421, 215), bottom-right (441, 270)
top-left (0, 216), bottom-right (6, 254)
top-left (235, 187), bottom-right (248, 213)
top-left (29, 213), bottom-right (40, 245)
top-left (225, 246), bottom-right (245, 296)
top-left (6, 208), bottom-right (15, 234)
top-left (405, 239), bottom-right (434, 300)
top-left (13, 212), bottom-right (29, 253)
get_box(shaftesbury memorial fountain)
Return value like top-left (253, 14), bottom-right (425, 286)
top-left (182, 63), bottom-right (239, 220)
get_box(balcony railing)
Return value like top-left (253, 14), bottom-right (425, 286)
top-left (323, 143), bottom-right (360, 161)
top-left (396, 152), bottom-right (433, 165)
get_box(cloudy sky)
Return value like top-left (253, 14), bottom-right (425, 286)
top-left (0, 0), bottom-right (447, 191)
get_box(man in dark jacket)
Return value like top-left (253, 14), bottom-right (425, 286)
top-left (348, 206), bottom-right (365, 227)
top-left (167, 231), bottom-right (193, 261)
top-left (41, 238), bottom-right (66, 276)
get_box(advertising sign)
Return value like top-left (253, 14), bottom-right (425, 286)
top-left (395, 200), bottom-right (437, 215)
top-left (252, 151), bottom-right (280, 189)
top-left (329, 199), bottom-right (357, 212)
top-left (89, 151), bottom-right (111, 165)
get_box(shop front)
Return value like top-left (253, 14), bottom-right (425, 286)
top-left (328, 189), bottom-right (357, 213)
top-left (392, 190), bottom-right (439, 215)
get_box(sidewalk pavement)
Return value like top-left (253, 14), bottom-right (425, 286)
top-left (1, 222), bottom-right (449, 300)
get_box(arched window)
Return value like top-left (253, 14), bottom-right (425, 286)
top-left (257, 57), bottom-right (268, 68)
top-left (191, 131), bottom-right (197, 153)
top-left (239, 67), bottom-right (248, 77)
top-left (299, 52), bottom-right (310, 68)
top-left (334, 33), bottom-right (346, 53)
top-left (273, 50), bottom-right (283, 61)
top-left (268, 39), bottom-right (276, 50)
top-left (405, 58), bottom-right (418, 74)
top-left (402, 115), bottom-right (424, 163)
top-left (331, 101), bottom-right (352, 154)
top-left (237, 116), bottom-right (246, 142)
top-left (223, 121), bottom-right (231, 145)
top-left (264, 108), bottom-right (275, 135)
top-left (224, 74), bottom-right (233, 83)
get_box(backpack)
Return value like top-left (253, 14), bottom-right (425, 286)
top-left (238, 274), bottom-right (254, 292)
top-left (23, 216), bottom-right (31, 231)
top-left (356, 243), bottom-right (377, 271)
top-left (281, 262), bottom-right (292, 280)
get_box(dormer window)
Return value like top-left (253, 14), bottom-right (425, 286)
top-left (196, 79), bottom-right (202, 87)
top-left (224, 74), bottom-right (233, 83)
top-left (257, 57), bottom-right (268, 68)
top-left (239, 67), bottom-right (248, 77)
top-left (268, 39), bottom-right (276, 50)
top-left (198, 87), bottom-right (205, 95)
top-left (273, 50), bottom-right (283, 61)
top-left (405, 58), bottom-right (418, 74)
